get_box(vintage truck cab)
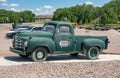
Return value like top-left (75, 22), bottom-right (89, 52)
top-left (10, 21), bottom-right (109, 62)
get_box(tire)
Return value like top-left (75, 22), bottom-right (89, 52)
top-left (31, 47), bottom-right (47, 62)
top-left (87, 47), bottom-right (100, 60)
top-left (19, 54), bottom-right (29, 58)
top-left (70, 53), bottom-right (79, 56)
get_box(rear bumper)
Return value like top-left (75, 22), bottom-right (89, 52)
top-left (10, 47), bottom-right (26, 55)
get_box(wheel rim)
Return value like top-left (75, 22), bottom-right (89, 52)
top-left (90, 48), bottom-right (98, 57)
top-left (36, 51), bottom-right (44, 59)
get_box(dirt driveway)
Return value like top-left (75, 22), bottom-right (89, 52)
top-left (0, 23), bottom-right (120, 57)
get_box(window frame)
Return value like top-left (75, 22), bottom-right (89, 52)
top-left (56, 24), bottom-right (71, 34)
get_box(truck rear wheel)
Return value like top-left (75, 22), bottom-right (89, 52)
top-left (87, 47), bottom-right (99, 60)
top-left (70, 53), bottom-right (79, 56)
top-left (31, 47), bottom-right (47, 62)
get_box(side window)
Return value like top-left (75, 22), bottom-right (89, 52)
top-left (57, 25), bottom-right (70, 34)
top-left (42, 24), bottom-right (55, 33)
top-left (45, 25), bottom-right (55, 32)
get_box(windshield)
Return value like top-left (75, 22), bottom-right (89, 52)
top-left (42, 23), bottom-right (56, 33)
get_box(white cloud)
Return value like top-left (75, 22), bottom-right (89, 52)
top-left (10, 8), bottom-right (19, 12)
top-left (10, 3), bottom-right (19, 6)
top-left (34, 5), bottom-right (55, 15)
top-left (2, 3), bottom-right (19, 7)
top-left (9, 8), bottom-right (35, 13)
top-left (85, 1), bottom-right (93, 5)
top-left (0, 0), bottom-right (7, 2)
top-left (43, 5), bottom-right (53, 9)
top-left (2, 3), bottom-right (8, 6)
top-left (36, 8), bottom-right (41, 11)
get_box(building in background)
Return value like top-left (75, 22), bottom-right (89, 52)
top-left (35, 15), bottom-right (53, 22)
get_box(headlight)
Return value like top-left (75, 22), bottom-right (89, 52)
top-left (24, 41), bottom-right (28, 47)
top-left (7, 33), bottom-right (12, 35)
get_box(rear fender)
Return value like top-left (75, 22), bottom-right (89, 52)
top-left (82, 38), bottom-right (105, 51)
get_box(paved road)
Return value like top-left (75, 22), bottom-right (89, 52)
top-left (0, 54), bottom-right (120, 66)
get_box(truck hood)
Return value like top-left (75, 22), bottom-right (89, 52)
top-left (18, 31), bottom-right (53, 38)
top-left (6, 31), bottom-right (15, 34)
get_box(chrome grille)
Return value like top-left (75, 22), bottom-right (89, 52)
top-left (13, 38), bottom-right (24, 50)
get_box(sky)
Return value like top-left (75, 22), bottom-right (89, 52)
top-left (0, 0), bottom-right (112, 15)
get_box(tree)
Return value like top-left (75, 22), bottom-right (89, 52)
top-left (19, 10), bottom-right (35, 22)
top-left (53, 0), bottom-right (120, 25)
top-left (0, 9), bottom-right (35, 23)
top-left (53, 4), bottom-right (97, 24)
top-left (99, 13), bottom-right (107, 26)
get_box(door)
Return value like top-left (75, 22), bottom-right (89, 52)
top-left (55, 25), bottom-right (74, 53)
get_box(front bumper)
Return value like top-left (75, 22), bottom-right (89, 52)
top-left (10, 47), bottom-right (26, 55)
top-left (6, 34), bottom-right (13, 38)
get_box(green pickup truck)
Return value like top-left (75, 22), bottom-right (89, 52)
top-left (10, 21), bottom-right (109, 62)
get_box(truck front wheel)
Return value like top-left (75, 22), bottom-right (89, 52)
top-left (31, 47), bottom-right (47, 62)
top-left (87, 47), bottom-right (99, 60)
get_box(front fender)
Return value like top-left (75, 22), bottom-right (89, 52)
top-left (82, 38), bottom-right (105, 50)
top-left (27, 37), bottom-right (55, 54)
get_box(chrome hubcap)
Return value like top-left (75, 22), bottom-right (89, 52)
top-left (37, 51), bottom-right (43, 59)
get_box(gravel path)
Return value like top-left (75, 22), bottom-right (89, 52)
top-left (0, 54), bottom-right (120, 66)
top-left (0, 61), bottom-right (120, 78)
top-left (0, 54), bottom-right (120, 78)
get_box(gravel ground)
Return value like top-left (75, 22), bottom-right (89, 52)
top-left (0, 61), bottom-right (120, 78)
top-left (0, 54), bottom-right (120, 66)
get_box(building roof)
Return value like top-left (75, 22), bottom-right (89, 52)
top-left (35, 15), bottom-right (53, 19)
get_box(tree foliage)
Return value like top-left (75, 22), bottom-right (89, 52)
top-left (53, 0), bottom-right (120, 26)
top-left (0, 10), bottom-right (35, 23)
